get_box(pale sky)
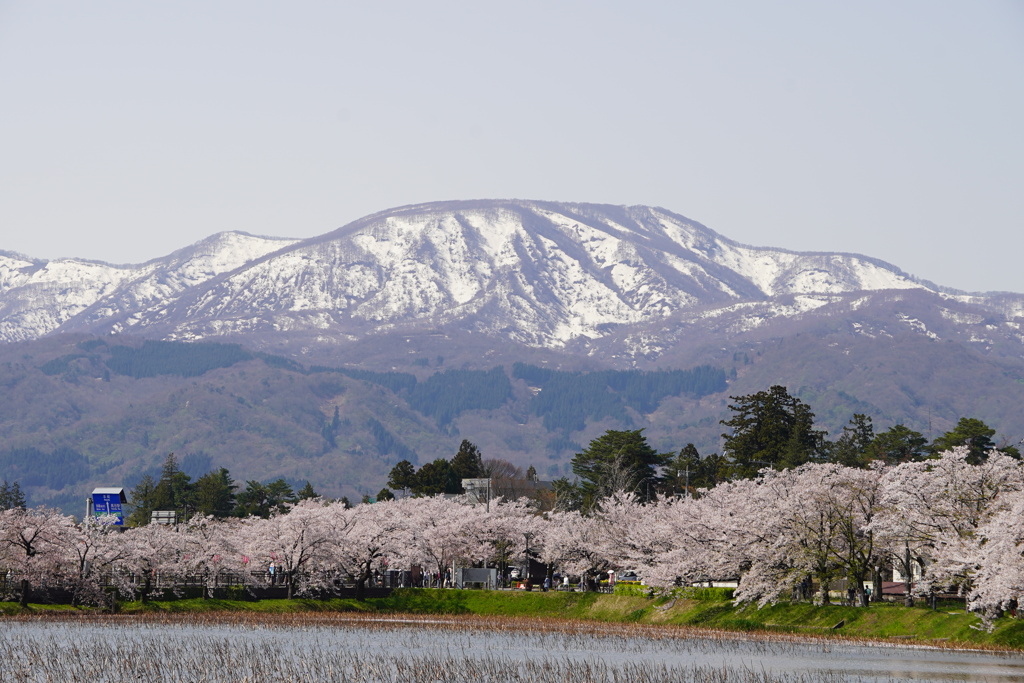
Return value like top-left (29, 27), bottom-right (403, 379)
top-left (1, 1), bottom-right (1021, 293)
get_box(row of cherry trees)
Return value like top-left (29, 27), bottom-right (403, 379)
top-left (2, 447), bottom-right (1022, 619)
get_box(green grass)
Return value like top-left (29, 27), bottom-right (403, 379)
top-left (0, 602), bottom-right (85, 616)
top-left (5, 590), bottom-right (1024, 649)
top-left (654, 598), bottom-right (1024, 648)
top-left (364, 588), bottom-right (602, 618)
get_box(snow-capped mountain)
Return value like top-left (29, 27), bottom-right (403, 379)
top-left (1, 200), bottom-right (1021, 361)
top-left (0, 232), bottom-right (298, 344)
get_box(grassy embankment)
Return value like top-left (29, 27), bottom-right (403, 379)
top-left (4, 588), bottom-right (1024, 649)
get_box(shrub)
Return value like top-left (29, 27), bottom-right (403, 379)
top-left (613, 582), bottom-right (652, 597)
top-left (673, 586), bottom-right (735, 601)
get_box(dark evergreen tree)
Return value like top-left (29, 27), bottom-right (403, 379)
top-left (387, 460), bottom-right (417, 495)
top-left (828, 414), bottom-right (875, 468)
top-left (321, 421), bottom-right (337, 447)
top-left (720, 386), bottom-right (827, 478)
top-left (571, 429), bottom-right (668, 511)
top-left (151, 453), bottom-right (194, 519)
top-left (296, 481), bottom-right (319, 500)
top-left (233, 479), bottom-right (296, 518)
top-left (512, 363), bottom-right (727, 432)
top-left (331, 367), bottom-right (416, 393)
top-left (127, 474), bottom-right (158, 526)
top-left (106, 340), bottom-right (252, 378)
top-left (193, 468), bottom-right (237, 518)
top-left (551, 477), bottom-right (584, 512)
top-left (450, 440), bottom-right (484, 481)
top-left (180, 452), bottom-right (213, 479)
top-left (662, 444), bottom-right (701, 497)
top-left (376, 487), bottom-right (395, 501)
top-left (322, 406), bottom-right (341, 447)
top-left (406, 367), bottom-right (512, 426)
top-left (0, 480), bottom-right (26, 510)
top-left (865, 424), bottom-right (928, 464)
top-left (413, 458), bottom-right (461, 496)
top-left (696, 452), bottom-right (731, 488)
top-left (367, 418), bottom-right (418, 462)
top-left (929, 417), bottom-right (1019, 463)
top-left (0, 446), bottom-right (90, 490)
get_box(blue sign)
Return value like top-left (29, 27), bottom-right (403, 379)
top-left (92, 490), bottom-right (126, 525)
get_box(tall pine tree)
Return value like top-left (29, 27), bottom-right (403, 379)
top-left (451, 440), bottom-right (484, 481)
top-left (193, 468), bottom-right (237, 517)
top-left (570, 429), bottom-right (668, 511)
top-left (720, 386), bottom-right (827, 478)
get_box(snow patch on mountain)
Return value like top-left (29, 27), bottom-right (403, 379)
top-left (897, 313), bottom-right (940, 340)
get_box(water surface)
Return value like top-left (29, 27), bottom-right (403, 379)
top-left (2, 617), bottom-right (1022, 682)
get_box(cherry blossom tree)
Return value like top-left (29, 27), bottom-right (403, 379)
top-left (650, 465), bottom-right (884, 608)
top-left (538, 509), bottom-right (608, 586)
top-left (236, 498), bottom-right (336, 598)
top-left (6, 448), bottom-right (1024, 621)
top-left (399, 495), bottom-right (499, 583)
top-left (592, 491), bottom-right (676, 578)
top-left (331, 498), bottom-right (412, 594)
top-left (56, 514), bottom-right (125, 606)
top-left (0, 506), bottom-right (78, 606)
top-left (700, 472), bottom-right (809, 606)
top-left (969, 488), bottom-right (1024, 620)
top-left (477, 497), bottom-right (541, 584)
top-left (647, 477), bottom-right (775, 592)
top-left (175, 515), bottom-right (243, 598)
top-left (108, 520), bottom-right (185, 603)
top-left (873, 447), bottom-right (1024, 600)
top-left (762, 464), bottom-right (884, 607)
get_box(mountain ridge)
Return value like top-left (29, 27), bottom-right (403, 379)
top-left (8, 199), bottom-right (1004, 355)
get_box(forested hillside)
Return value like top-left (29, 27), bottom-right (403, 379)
top-left (0, 336), bottom-right (731, 516)
top-left (512, 363), bottom-right (727, 432)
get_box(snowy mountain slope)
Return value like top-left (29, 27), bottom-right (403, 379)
top-left (0, 232), bottom-right (298, 342)
top-left (0, 200), bottom-right (1020, 362)
top-left (0, 252), bottom-right (138, 343)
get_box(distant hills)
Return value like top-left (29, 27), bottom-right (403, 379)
top-left (1, 200), bottom-right (1022, 514)
top-left (0, 335), bottom-right (728, 513)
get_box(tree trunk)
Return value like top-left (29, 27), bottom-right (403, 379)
top-left (903, 544), bottom-right (914, 607)
top-left (851, 570), bottom-right (869, 608)
top-left (18, 578), bottom-right (29, 608)
top-left (355, 562), bottom-right (371, 599)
